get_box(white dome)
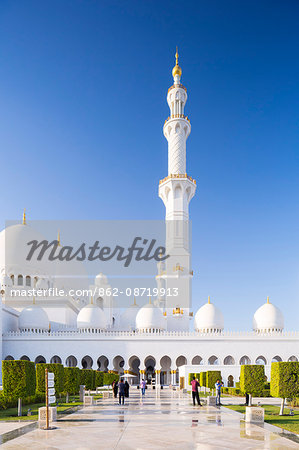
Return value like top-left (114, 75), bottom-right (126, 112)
top-left (136, 302), bottom-right (165, 332)
top-left (194, 300), bottom-right (224, 333)
top-left (120, 301), bottom-right (139, 330)
top-left (253, 299), bottom-right (284, 333)
top-left (19, 305), bottom-right (49, 330)
top-left (0, 224), bottom-right (48, 276)
top-left (77, 304), bottom-right (107, 329)
top-left (95, 272), bottom-right (108, 286)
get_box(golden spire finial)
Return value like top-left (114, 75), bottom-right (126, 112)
top-left (172, 46), bottom-right (182, 79)
top-left (57, 230), bottom-right (61, 247)
top-left (208, 295), bottom-right (211, 304)
top-left (33, 295), bottom-right (35, 305)
top-left (149, 296), bottom-right (152, 305)
top-left (133, 296), bottom-right (136, 306)
top-left (267, 296), bottom-right (270, 304)
top-left (91, 295), bottom-right (93, 305)
top-left (22, 209), bottom-right (26, 225)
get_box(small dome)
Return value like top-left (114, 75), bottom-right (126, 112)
top-left (19, 305), bottom-right (49, 330)
top-left (172, 64), bottom-right (182, 78)
top-left (194, 298), bottom-right (224, 333)
top-left (120, 299), bottom-right (139, 330)
top-left (95, 272), bottom-right (108, 287)
top-left (253, 298), bottom-right (284, 333)
top-left (77, 304), bottom-right (107, 329)
top-left (136, 302), bottom-right (165, 332)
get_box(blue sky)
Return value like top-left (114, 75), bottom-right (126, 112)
top-left (0, 0), bottom-right (298, 329)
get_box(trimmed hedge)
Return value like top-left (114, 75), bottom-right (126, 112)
top-left (80, 369), bottom-right (95, 390)
top-left (2, 360), bottom-right (36, 399)
top-left (64, 367), bottom-right (80, 395)
top-left (200, 372), bottom-right (206, 387)
top-left (240, 365), bottom-right (264, 396)
top-left (0, 391), bottom-right (44, 410)
top-left (95, 371), bottom-right (104, 387)
top-left (188, 373), bottom-right (201, 385)
top-left (36, 363), bottom-right (64, 395)
top-left (103, 372), bottom-right (119, 386)
top-left (235, 382), bottom-right (240, 389)
top-left (206, 371), bottom-right (221, 390)
top-left (270, 361), bottom-right (299, 399)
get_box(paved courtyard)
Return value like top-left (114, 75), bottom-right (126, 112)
top-left (0, 390), bottom-right (298, 449)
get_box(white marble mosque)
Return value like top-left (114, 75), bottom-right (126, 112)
top-left (0, 51), bottom-right (298, 387)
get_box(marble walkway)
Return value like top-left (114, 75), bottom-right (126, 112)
top-left (1, 390), bottom-right (298, 449)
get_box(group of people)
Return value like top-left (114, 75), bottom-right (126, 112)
top-left (112, 379), bottom-right (130, 405)
top-left (191, 377), bottom-right (224, 406)
top-left (112, 378), bottom-right (148, 405)
top-left (113, 376), bottom-right (224, 407)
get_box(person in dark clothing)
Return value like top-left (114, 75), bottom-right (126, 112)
top-left (124, 380), bottom-right (130, 398)
top-left (112, 380), bottom-right (118, 399)
top-left (118, 378), bottom-right (125, 405)
top-left (191, 377), bottom-right (202, 406)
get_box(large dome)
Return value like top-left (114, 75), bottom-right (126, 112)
top-left (19, 305), bottom-right (49, 331)
top-left (194, 298), bottom-right (224, 333)
top-left (136, 302), bottom-right (165, 332)
top-left (253, 298), bottom-right (284, 333)
top-left (77, 304), bottom-right (107, 329)
top-left (120, 299), bottom-right (139, 331)
top-left (0, 223), bottom-right (48, 277)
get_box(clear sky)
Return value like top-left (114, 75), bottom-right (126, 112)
top-left (0, 0), bottom-right (298, 330)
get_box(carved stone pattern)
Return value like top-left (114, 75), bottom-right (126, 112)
top-left (168, 131), bottom-right (186, 174)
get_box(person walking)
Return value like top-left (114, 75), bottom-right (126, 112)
top-left (124, 380), bottom-right (130, 398)
top-left (112, 380), bottom-right (118, 399)
top-left (118, 378), bottom-right (125, 405)
top-left (191, 376), bottom-right (202, 406)
top-left (215, 379), bottom-right (223, 406)
top-left (140, 379), bottom-right (146, 396)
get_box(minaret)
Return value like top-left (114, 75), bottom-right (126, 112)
top-left (158, 49), bottom-right (196, 331)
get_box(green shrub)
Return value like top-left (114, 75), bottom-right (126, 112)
top-left (188, 373), bottom-right (201, 385)
top-left (64, 368), bottom-right (80, 395)
top-left (2, 360), bottom-right (36, 399)
top-left (235, 382), bottom-right (240, 389)
top-left (80, 369), bottom-right (95, 390)
top-left (263, 389), bottom-right (271, 397)
top-left (103, 372), bottom-right (119, 386)
top-left (240, 365), bottom-right (264, 396)
top-left (206, 371), bottom-right (221, 390)
top-left (264, 382), bottom-right (270, 389)
top-left (270, 362), bottom-right (299, 399)
top-left (36, 363), bottom-right (64, 395)
top-left (200, 372), bottom-right (206, 387)
top-left (0, 391), bottom-right (45, 410)
top-left (95, 371), bottom-right (104, 387)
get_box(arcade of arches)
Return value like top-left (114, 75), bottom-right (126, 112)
top-left (4, 353), bottom-right (297, 385)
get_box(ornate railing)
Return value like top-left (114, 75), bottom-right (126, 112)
top-left (3, 329), bottom-right (299, 338)
top-left (168, 84), bottom-right (187, 93)
top-left (159, 173), bottom-right (196, 185)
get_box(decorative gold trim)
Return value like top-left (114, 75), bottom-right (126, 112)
top-left (159, 173), bottom-right (196, 185)
top-left (22, 209), bottom-right (26, 225)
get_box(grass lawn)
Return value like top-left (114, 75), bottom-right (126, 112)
top-left (0, 398), bottom-right (82, 421)
top-left (226, 404), bottom-right (299, 434)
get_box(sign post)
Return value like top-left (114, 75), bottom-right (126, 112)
top-left (45, 368), bottom-right (49, 429)
top-left (44, 370), bottom-right (55, 430)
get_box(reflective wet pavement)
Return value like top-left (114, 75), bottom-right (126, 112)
top-left (1, 390), bottom-right (298, 449)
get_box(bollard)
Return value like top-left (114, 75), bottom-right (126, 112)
top-left (18, 398), bottom-right (22, 417)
